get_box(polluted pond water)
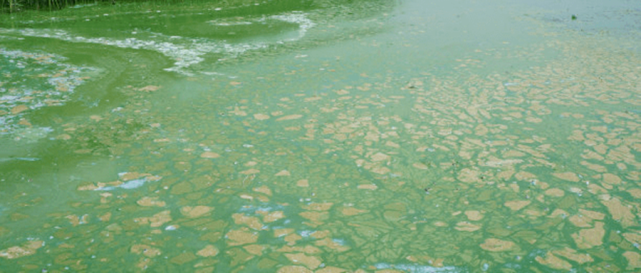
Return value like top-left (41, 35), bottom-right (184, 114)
top-left (1, 0), bottom-right (641, 272)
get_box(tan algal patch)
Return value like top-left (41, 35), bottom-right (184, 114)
top-left (170, 252), bottom-right (197, 265)
top-left (254, 114), bottom-right (270, 120)
top-left (475, 124), bottom-right (488, 136)
top-left (299, 211), bottom-right (327, 222)
top-left (465, 211), bottom-right (483, 221)
top-left (303, 203), bottom-right (333, 211)
top-left (243, 244), bottom-right (264, 256)
top-left (200, 152), bottom-right (220, 159)
top-left (457, 168), bottom-right (481, 183)
top-left (232, 213), bottom-right (264, 230)
top-left (99, 212), bottom-right (111, 222)
top-left (357, 184), bottom-right (378, 190)
top-left (579, 209), bottom-right (605, 220)
top-left (371, 152), bottom-right (390, 162)
top-left (315, 237), bottom-right (349, 252)
top-left (263, 211), bottom-right (285, 223)
top-left (571, 221), bottom-right (605, 249)
top-left (137, 197), bottom-right (166, 207)
top-left (117, 172), bottom-right (141, 181)
top-left (549, 209), bottom-right (569, 219)
top-left (601, 197), bottom-right (636, 228)
top-left (274, 228), bottom-right (294, 238)
top-left (276, 245), bottom-right (321, 254)
top-left (515, 171), bottom-right (536, 181)
top-left (135, 210), bottom-right (172, 227)
top-left (138, 85), bottom-right (161, 92)
top-left (311, 230), bottom-right (329, 239)
top-left (66, 215), bottom-right (80, 226)
top-left (131, 244), bottom-right (161, 257)
top-left (370, 166), bottom-right (391, 175)
top-left (484, 159), bottom-right (523, 168)
top-left (628, 188), bottom-right (641, 198)
top-left (277, 266), bottom-right (312, 273)
top-left (0, 240), bottom-right (44, 259)
top-left (275, 170), bottom-right (291, 176)
top-left (504, 200), bottom-right (531, 211)
top-left (296, 179), bottom-right (309, 187)
top-left (454, 222), bottom-right (481, 232)
top-left (504, 150), bottom-right (526, 157)
top-left (497, 170), bottom-right (515, 180)
top-left (240, 168), bottom-right (260, 176)
top-left (180, 206), bottom-right (213, 218)
top-left (284, 233), bottom-right (302, 245)
top-left (603, 173), bottom-right (621, 185)
top-left (535, 253), bottom-right (572, 270)
top-left (285, 253), bottom-right (322, 269)
top-left (385, 141), bottom-right (400, 148)
top-left (10, 105), bottom-right (29, 114)
top-left (342, 207), bottom-right (368, 216)
top-left (552, 172), bottom-right (580, 182)
top-left (581, 161), bottom-right (607, 173)
top-left (196, 245), bottom-right (219, 257)
top-left (544, 188), bottom-right (565, 197)
top-left (624, 251), bottom-right (641, 270)
top-left (568, 215), bottom-right (592, 228)
top-left (433, 221), bottom-right (448, 227)
top-left (253, 185), bottom-right (272, 196)
top-left (226, 228), bottom-right (258, 246)
top-left (277, 114), bottom-right (303, 121)
top-left (623, 232), bottom-right (641, 245)
top-left (552, 248), bottom-right (593, 264)
top-left (480, 238), bottom-right (516, 252)
top-left (412, 163), bottom-right (428, 170)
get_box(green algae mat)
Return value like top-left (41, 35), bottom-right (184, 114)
top-left (1, 0), bottom-right (641, 272)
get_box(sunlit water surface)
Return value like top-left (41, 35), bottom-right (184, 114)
top-left (1, 0), bottom-right (641, 272)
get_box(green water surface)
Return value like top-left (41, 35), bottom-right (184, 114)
top-left (1, 0), bottom-right (641, 272)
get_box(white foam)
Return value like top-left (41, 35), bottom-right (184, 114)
top-left (211, 21), bottom-right (253, 26)
top-left (2, 12), bottom-right (315, 76)
top-left (0, 48), bottom-right (95, 136)
top-left (270, 12), bottom-right (316, 41)
top-left (94, 177), bottom-right (152, 191)
top-left (374, 263), bottom-right (461, 273)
